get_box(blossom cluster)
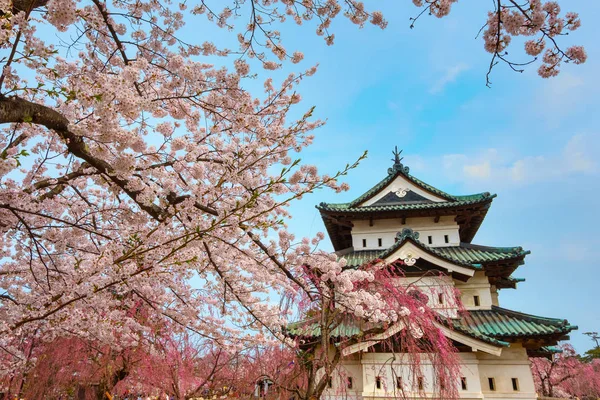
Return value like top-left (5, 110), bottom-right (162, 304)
top-left (480, 1), bottom-right (586, 78)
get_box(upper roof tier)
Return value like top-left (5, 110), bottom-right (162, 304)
top-left (317, 148), bottom-right (496, 250)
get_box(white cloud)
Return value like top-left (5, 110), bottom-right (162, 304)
top-left (505, 134), bottom-right (596, 183)
top-left (429, 63), bottom-right (470, 94)
top-left (464, 161), bottom-right (491, 179)
top-left (563, 134), bottom-right (595, 173)
top-left (418, 134), bottom-right (598, 187)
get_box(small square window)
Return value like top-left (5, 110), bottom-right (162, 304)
top-left (444, 234), bottom-right (449, 243)
top-left (417, 377), bottom-right (424, 391)
top-left (512, 378), bottom-right (519, 391)
top-left (438, 293), bottom-right (444, 304)
top-left (378, 238), bottom-right (382, 247)
top-left (347, 377), bottom-right (353, 389)
top-left (460, 377), bottom-right (468, 391)
top-left (428, 235), bottom-right (433, 244)
top-left (362, 239), bottom-right (367, 248)
top-left (488, 377), bottom-right (496, 391)
top-left (375, 376), bottom-right (382, 390)
top-left (474, 295), bottom-right (480, 306)
top-left (396, 377), bottom-right (402, 390)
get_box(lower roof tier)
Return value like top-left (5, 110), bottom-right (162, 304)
top-left (453, 306), bottom-right (576, 343)
top-left (286, 306), bottom-right (576, 354)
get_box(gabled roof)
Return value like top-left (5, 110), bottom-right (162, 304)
top-left (317, 151), bottom-right (495, 212)
top-left (285, 315), bottom-right (507, 350)
top-left (340, 235), bottom-right (528, 276)
top-left (317, 150), bottom-right (496, 248)
top-left (344, 153), bottom-right (492, 207)
top-left (317, 195), bottom-right (495, 213)
top-left (375, 228), bottom-right (480, 269)
top-left (286, 316), bottom-right (374, 339)
top-left (432, 243), bottom-right (530, 264)
top-left (456, 306), bottom-right (577, 339)
top-left (286, 307), bottom-right (576, 352)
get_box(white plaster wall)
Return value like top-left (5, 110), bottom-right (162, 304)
top-left (351, 217), bottom-right (460, 250)
top-left (332, 347), bottom-right (537, 400)
top-left (359, 175), bottom-right (446, 206)
top-left (455, 271), bottom-right (494, 310)
top-left (322, 360), bottom-right (364, 400)
top-left (395, 276), bottom-right (459, 318)
top-left (491, 286), bottom-right (500, 307)
top-left (358, 353), bottom-right (486, 399)
top-left (477, 345), bottom-right (537, 399)
top-left (361, 352), bottom-right (439, 398)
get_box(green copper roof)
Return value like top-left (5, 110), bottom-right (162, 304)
top-left (286, 307), bottom-right (576, 348)
top-left (286, 317), bottom-right (379, 339)
top-left (432, 244), bottom-right (530, 264)
top-left (345, 158), bottom-right (493, 207)
top-left (539, 346), bottom-right (563, 354)
top-left (317, 194), bottom-right (495, 213)
top-left (340, 242), bottom-right (528, 269)
top-left (457, 306), bottom-right (577, 339)
top-left (318, 153), bottom-right (495, 212)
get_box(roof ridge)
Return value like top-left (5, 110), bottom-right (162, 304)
top-left (489, 306), bottom-right (568, 326)
top-left (458, 242), bottom-right (527, 254)
top-left (335, 161), bottom-right (495, 208)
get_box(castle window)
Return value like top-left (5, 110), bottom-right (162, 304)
top-left (362, 239), bottom-right (367, 248)
top-left (378, 238), bottom-right (382, 247)
top-left (375, 376), bottom-right (382, 390)
top-left (512, 378), bottom-right (519, 391)
top-left (347, 377), bottom-right (353, 389)
top-left (488, 377), bottom-right (496, 391)
top-left (444, 234), bottom-right (449, 243)
top-left (428, 235), bottom-right (433, 244)
top-left (474, 295), bottom-right (480, 306)
top-left (327, 378), bottom-right (332, 388)
top-left (438, 293), bottom-right (444, 305)
top-left (460, 377), bottom-right (468, 390)
top-left (417, 377), bottom-right (424, 391)
top-left (396, 377), bottom-right (402, 390)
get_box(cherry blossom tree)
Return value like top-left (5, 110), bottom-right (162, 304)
top-left (0, 0), bottom-right (586, 389)
top-left (258, 248), bottom-right (463, 400)
top-left (2, 322), bottom-right (256, 399)
top-left (531, 344), bottom-right (600, 399)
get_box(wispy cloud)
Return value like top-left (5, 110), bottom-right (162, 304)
top-left (429, 63), bottom-right (470, 94)
top-left (412, 134), bottom-right (599, 187)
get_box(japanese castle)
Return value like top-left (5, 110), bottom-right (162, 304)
top-left (289, 149), bottom-right (575, 399)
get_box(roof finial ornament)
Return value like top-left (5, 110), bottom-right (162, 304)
top-left (388, 146), bottom-right (410, 175)
top-left (392, 146), bottom-right (403, 166)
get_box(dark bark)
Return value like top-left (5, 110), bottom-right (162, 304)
top-left (12, 0), bottom-right (49, 13)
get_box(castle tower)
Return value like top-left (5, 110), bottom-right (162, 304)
top-left (289, 149), bottom-right (576, 399)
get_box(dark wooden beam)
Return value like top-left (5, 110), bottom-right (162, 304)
top-left (401, 216), bottom-right (406, 225)
top-left (323, 215), bottom-right (353, 228)
top-left (369, 216), bottom-right (373, 227)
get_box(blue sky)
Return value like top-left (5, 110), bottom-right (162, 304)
top-left (243, 1), bottom-right (600, 353)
